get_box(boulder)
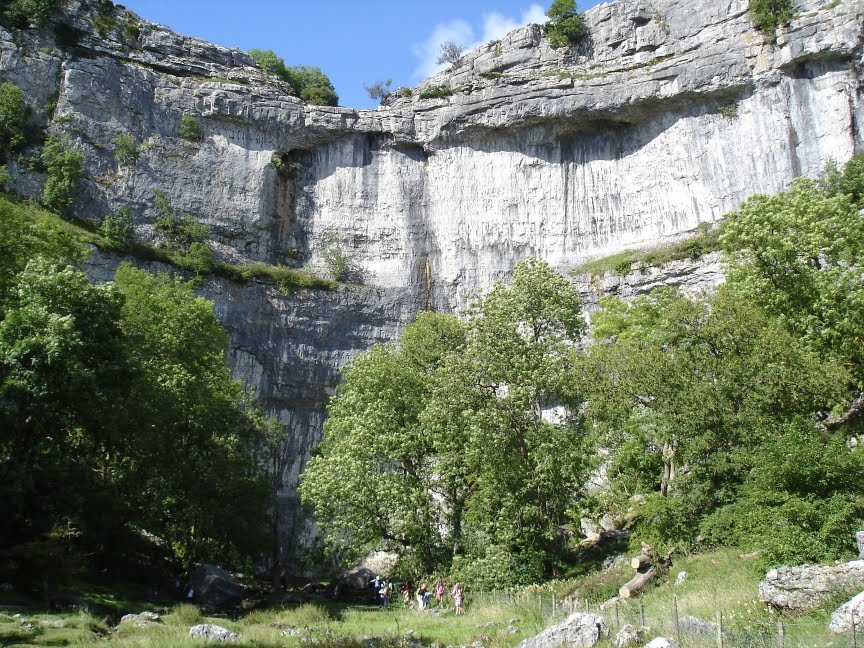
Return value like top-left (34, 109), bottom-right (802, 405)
top-left (342, 567), bottom-right (376, 591)
top-left (643, 639), bottom-right (680, 648)
top-left (678, 615), bottom-right (714, 635)
top-left (516, 612), bottom-right (609, 648)
top-left (187, 565), bottom-right (245, 608)
top-left (675, 571), bottom-right (687, 586)
top-left (613, 624), bottom-right (647, 647)
top-left (829, 590), bottom-right (864, 634)
top-left (759, 560), bottom-right (864, 610)
top-left (857, 531), bottom-right (864, 559)
top-left (188, 623), bottom-right (240, 643)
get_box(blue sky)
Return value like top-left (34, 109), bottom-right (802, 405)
top-left (119, 0), bottom-right (602, 109)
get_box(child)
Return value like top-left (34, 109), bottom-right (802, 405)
top-left (451, 583), bottom-right (464, 615)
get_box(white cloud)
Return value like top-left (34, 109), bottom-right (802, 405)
top-left (412, 4), bottom-right (548, 81)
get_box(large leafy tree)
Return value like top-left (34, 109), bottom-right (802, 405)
top-left (302, 259), bottom-right (589, 582)
top-left (0, 259), bottom-right (130, 547)
top-left (113, 264), bottom-right (274, 568)
top-left (721, 157), bottom-right (864, 425)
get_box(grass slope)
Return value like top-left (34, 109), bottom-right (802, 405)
top-left (0, 549), bottom-right (851, 647)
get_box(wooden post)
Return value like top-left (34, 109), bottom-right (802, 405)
top-left (640, 599), bottom-right (646, 627)
top-left (851, 613), bottom-right (859, 648)
top-left (552, 596), bottom-right (557, 616)
top-left (716, 611), bottom-right (723, 648)
top-left (777, 621), bottom-right (784, 648)
top-left (539, 594), bottom-right (542, 613)
top-left (614, 600), bottom-right (620, 629)
top-left (673, 595), bottom-right (680, 645)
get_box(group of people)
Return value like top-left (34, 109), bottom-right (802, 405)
top-left (370, 576), bottom-right (464, 615)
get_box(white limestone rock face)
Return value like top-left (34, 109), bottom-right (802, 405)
top-left (759, 561), bottom-right (864, 610)
top-left (2, 0), bottom-right (862, 558)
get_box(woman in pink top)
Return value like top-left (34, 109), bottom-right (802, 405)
top-left (435, 580), bottom-right (446, 608)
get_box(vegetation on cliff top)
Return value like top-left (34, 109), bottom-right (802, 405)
top-left (248, 49), bottom-right (339, 106)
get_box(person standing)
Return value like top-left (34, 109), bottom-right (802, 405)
top-left (451, 583), bottom-right (465, 615)
top-left (435, 579), bottom-right (446, 608)
top-left (416, 584), bottom-right (428, 611)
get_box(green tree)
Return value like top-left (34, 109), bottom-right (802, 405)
top-left (113, 264), bottom-right (274, 568)
top-left (545, 0), bottom-right (587, 48)
top-left (584, 286), bottom-right (849, 550)
top-left (0, 81), bottom-right (27, 157)
top-left (99, 205), bottom-right (134, 247)
top-left (177, 114), bottom-right (202, 142)
top-left (748, 0), bottom-right (795, 41)
top-left (0, 259), bottom-right (130, 550)
top-left (722, 168), bottom-right (864, 385)
top-left (41, 136), bottom-right (83, 215)
top-left (2, 0), bottom-right (62, 28)
top-left (302, 259), bottom-right (588, 583)
top-left (248, 50), bottom-right (339, 106)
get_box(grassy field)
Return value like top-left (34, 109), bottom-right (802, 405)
top-left (0, 548), bottom-right (853, 647)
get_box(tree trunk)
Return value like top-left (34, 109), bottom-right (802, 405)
top-left (619, 568), bottom-right (656, 598)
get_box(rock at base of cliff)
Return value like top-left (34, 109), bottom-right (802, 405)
top-left (613, 624), bottom-right (648, 647)
top-left (829, 590), bottom-right (864, 634)
top-left (187, 565), bottom-right (245, 608)
top-left (188, 624), bottom-right (240, 643)
top-left (643, 639), bottom-right (680, 648)
top-left (759, 560), bottom-right (864, 610)
top-left (516, 612), bottom-right (609, 648)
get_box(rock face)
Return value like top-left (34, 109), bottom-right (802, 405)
top-left (1, 0), bottom-right (862, 560)
top-left (516, 612), bottom-right (609, 648)
top-left (829, 590), bottom-right (864, 634)
top-left (759, 561), bottom-right (864, 610)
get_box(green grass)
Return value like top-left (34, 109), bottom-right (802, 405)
top-left (0, 192), bottom-right (335, 295)
top-left (573, 222), bottom-right (723, 277)
top-left (0, 549), bottom-right (850, 647)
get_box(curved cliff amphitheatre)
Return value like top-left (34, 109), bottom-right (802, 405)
top-left (1, 0), bottom-right (864, 643)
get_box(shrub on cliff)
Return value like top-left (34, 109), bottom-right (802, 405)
top-left (248, 49), bottom-right (338, 106)
top-left (545, 0), bottom-right (587, 48)
top-left (41, 135), bottom-right (83, 215)
top-left (748, 0), bottom-right (795, 42)
top-left (0, 81), bottom-right (27, 157)
top-left (1, 0), bottom-right (62, 28)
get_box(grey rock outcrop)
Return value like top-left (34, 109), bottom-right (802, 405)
top-left (516, 612), bottom-right (609, 648)
top-left (643, 639), bottom-right (680, 648)
top-left (614, 624), bottom-right (647, 647)
top-left (188, 624), bottom-right (240, 643)
top-left (187, 565), bottom-right (245, 608)
top-left (829, 590), bottom-right (864, 634)
top-left (759, 560), bottom-right (864, 610)
top-left (857, 531), bottom-right (864, 559)
top-left (1, 0), bottom-right (862, 560)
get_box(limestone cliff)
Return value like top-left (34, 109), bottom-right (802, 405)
top-left (1, 0), bottom-right (861, 562)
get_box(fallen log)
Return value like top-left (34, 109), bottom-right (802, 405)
top-left (630, 554), bottom-right (651, 571)
top-left (619, 567), bottom-right (656, 599)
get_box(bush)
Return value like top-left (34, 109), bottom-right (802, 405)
top-left (112, 132), bottom-right (138, 166)
top-left (248, 50), bottom-right (339, 106)
top-left (41, 136), bottom-right (83, 215)
top-left (363, 79), bottom-right (392, 104)
top-left (748, 0), bottom-right (795, 41)
top-left (93, 0), bottom-right (115, 37)
top-left (177, 114), bottom-right (202, 142)
top-left (99, 205), bottom-right (134, 246)
top-left (152, 190), bottom-right (209, 252)
top-left (0, 81), bottom-right (27, 157)
top-left (545, 0), bottom-right (587, 48)
top-left (3, 0), bottom-right (62, 28)
top-left (419, 85), bottom-right (453, 100)
top-left (322, 238), bottom-right (348, 281)
top-left (186, 241), bottom-right (214, 274)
